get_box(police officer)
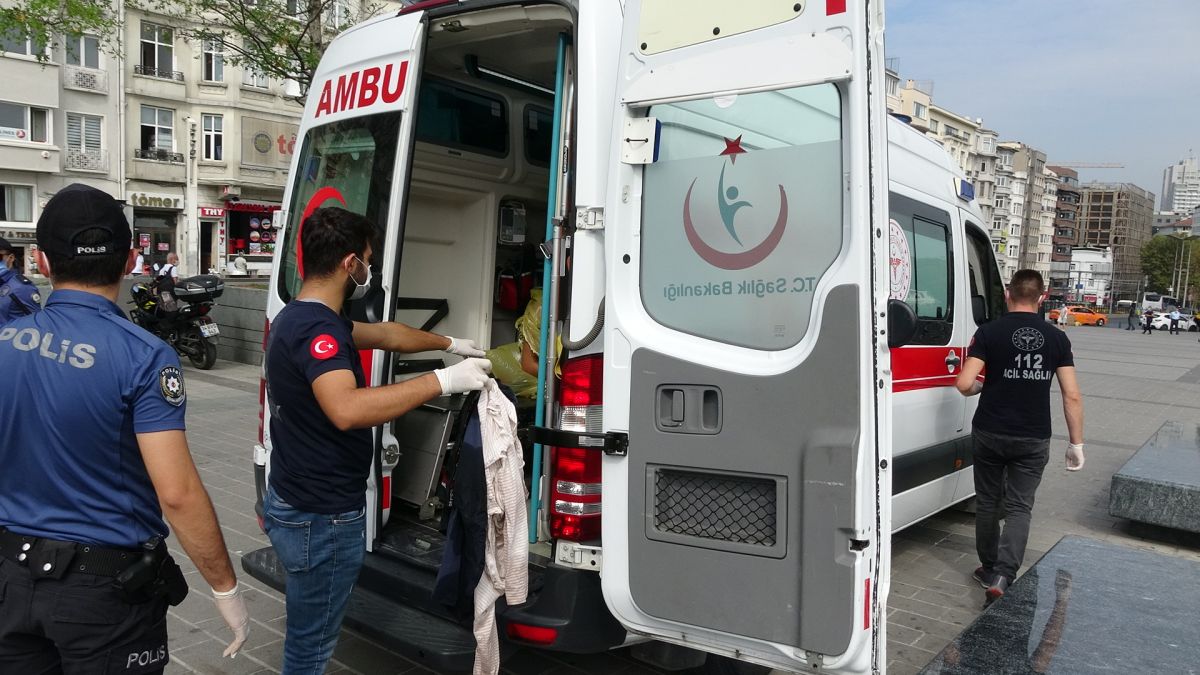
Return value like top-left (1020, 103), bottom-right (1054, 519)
top-left (0, 184), bottom-right (250, 673)
top-left (0, 236), bottom-right (41, 325)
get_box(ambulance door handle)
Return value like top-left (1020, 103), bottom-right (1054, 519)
top-left (945, 351), bottom-right (961, 371)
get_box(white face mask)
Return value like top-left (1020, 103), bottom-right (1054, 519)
top-left (347, 256), bottom-right (372, 301)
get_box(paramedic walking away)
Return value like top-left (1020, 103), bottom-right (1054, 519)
top-left (0, 184), bottom-right (248, 673)
top-left (955, 269), bottom-right (1085, 603)
top-left (263, 206), bottom-right (491, 674)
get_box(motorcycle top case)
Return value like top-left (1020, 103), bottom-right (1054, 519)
top-left (173, 275), bottom-right (224, 301)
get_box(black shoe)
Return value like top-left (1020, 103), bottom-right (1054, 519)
top-left (972, 566), bottom-right (995, 589)
top-left (985, 575), bottom-right (1011, 604)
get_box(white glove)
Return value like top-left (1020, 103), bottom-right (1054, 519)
top-left (435, 358), bottom-right (492, 395)
top-left (1065, 443), bottom-right (1085, 472)
top-left (213, 582), bottom-right (250, 657)
top-left (444, 336), bottom-right (486, 358)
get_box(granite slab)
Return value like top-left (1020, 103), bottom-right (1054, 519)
top-left (1108, 420), bottom-right (1200, 533)
top-left (919, 536), bottom-right (1200, 674)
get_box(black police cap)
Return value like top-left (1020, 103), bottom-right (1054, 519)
top-left (0, 236), bottom-right (11, 252)
top-left (36, 184), bottom-right (132, 259)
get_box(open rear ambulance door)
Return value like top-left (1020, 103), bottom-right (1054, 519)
top-left (599, 1), bottom-right (891, 672)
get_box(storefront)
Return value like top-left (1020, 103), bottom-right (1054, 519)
top-left (198, 206), bottom-right (224, 274)
top-left (221, 201), bottom-right (280, 276)
top-left (129, 190), bottom-right (184, 275)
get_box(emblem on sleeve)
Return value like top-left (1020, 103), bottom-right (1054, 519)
top-left (310, 334), bottom-right (338, 360)
top-left (159, 366), bottom-right (186, 406)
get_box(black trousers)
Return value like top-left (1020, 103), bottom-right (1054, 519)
top-left (972, 428), bottom-right (1051, 579)
top-left (0, 557), bottom-right (169, 674)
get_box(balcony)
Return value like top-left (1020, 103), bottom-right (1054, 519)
top-left (62, 65), bottom-right (108, 94)
top-left (134, 64), bottom-right (183, 81)
top-left (65, 148), bottom-right (108, 172)
top-left (134, 147), bottom-right (184, 163)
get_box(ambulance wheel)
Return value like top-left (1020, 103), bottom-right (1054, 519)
top-left (1096, 318), bottom-right (1105, 326)
top-left (189, 338), bottom-right (218, 370)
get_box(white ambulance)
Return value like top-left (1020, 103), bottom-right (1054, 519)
top-left (245, 1), bottom-right (1006, 672)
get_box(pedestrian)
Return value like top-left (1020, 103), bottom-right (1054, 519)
top-left (263, 206), bottom-right (491, 672)
top-left (130, 249), bottom-right (145, 278)
top-left (157, 252), bottom-right (180, 282)
top-left (1142, 308), bottom-right (1154, 335)
top-left (955, 269), bottom-right (1085, 603)
top-left (0, 236), bottom-right (41, 326)
top-left (1126, 304), bottom-right (1137, 330)
top-left (1169, 307), bottom-right (1181, 335)
top-left (0, 184), bottom-right (249, 672)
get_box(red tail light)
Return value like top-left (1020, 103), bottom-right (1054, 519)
top-left (550, 355), bottom-right (603, 542)
top-left (506, 622), bottom-right (558, 645)
top-left (258, 319), bottom-right (270, 445)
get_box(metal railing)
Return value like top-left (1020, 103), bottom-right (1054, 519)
top-left (62, 65), bottom-right (108, 93)
top-left (134, 64), bottom-right (184, 81)
top-left (65, 148), bottom-right (108, 172)
top-left (134, 147), bottom-right (184, 163)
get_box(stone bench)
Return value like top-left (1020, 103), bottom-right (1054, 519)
top-left (920, 536), bottom-right (1200, 673)
top-left (1108, 420), bottom-right (1200, 534)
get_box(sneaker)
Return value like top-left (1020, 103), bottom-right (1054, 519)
top-left (972, 566), bottom-right (995, 589)
top-left (985, 575), bottom-right (1011, 603)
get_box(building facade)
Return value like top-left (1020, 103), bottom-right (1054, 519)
top-left (1062, 247), bottom-right (1112, 306)
top-left (1161, 157), bottom-right (1200, 214)
top-left (1078, 182), bottom-right (1155, 293)
top-left (1045, 166), bottom-right (1082, 298)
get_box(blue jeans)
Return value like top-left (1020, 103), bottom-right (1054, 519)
top-left (263, 485), bottom-right (366, 675)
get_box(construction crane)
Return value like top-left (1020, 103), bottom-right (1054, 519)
top-left (1047, 162), bottom-right (1124, 169)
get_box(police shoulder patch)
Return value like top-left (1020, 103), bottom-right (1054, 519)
top-left (159, 366), bottom-right (186, 406)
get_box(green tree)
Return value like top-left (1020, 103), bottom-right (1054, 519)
top-left (0, 0), bottom-right (121, 62)
top-left (1141, 234), bottom-right (1200, 300)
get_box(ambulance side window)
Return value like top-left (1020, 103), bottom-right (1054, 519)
top-left (890, 193), bottom-right (953, 345)
top-left (965, 226), bottom-right (1006, 324)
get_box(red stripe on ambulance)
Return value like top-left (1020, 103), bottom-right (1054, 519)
top-left (314, 61), bottom-right (409, 118)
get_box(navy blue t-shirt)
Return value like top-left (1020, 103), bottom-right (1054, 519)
top-left (266, 300), bottom-right (371, 513)
top-left (0, 290), bottom-right (186, 549)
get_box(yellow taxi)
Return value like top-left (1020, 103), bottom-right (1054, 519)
top-left (1048, 305), bottom-right (1108, 326)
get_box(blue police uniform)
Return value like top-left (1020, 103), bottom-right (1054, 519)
top-left (0, 264), bottom-right (41, 325)
top-left (0, 289), bottom-right (187, 549)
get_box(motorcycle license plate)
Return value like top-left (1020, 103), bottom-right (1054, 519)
top-left (199, 320), bottom-right (220, 338)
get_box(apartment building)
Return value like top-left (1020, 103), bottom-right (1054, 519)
top-left (1046, 165), bottom-right (1082, 298)
top-left (1078, 182), bottom-right (1155, 292)
top-left (1161, 157), bottom-right (1200, 214)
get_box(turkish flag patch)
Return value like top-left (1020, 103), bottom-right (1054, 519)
top-left (310, 334), bottom-right (339, 360)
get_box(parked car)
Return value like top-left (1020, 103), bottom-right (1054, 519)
top-left (1150, 312), bottom-right (1197, 331)
top-left (1048, 306), bottom-right (1108, 326)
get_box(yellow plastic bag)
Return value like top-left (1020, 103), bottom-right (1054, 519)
top-left (485, 341), bottom-right (538, 399)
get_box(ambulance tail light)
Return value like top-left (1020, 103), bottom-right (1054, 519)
top-left (257, 318), bottom-right (270, 445)
top-left (550, 355), bottom-right (603, 542)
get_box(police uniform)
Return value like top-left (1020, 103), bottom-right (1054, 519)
top-left (0, 186), bottom-right (189, 674)
top-left (0, 236), bottom-right (41, 325)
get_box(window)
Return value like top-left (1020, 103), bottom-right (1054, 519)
top-left (913, 102), bottom-right (927, 119)
top-left (325, 0), bottom-right (351, 29)
top-left (416, 78), bottom-right (508, 157)
top-left (202, 113), bottom-right (223, 160)
top-left (0, 31), bottom-right (42, 57)
top-left (641, 83), bottom-right (843, 350)
top-left (202, 39), bottom-right (224, 81)
top-left (242, 63), bottom-right (268, 89)
top-left (0, 101), bottom-right (49, 143)
top-left (286, 0), bottom-right (302, 15)
top-left (886, 76), bottom-right (899, 97)
top-left (523, 105), bottom-right (553, 167)
top-left (66, 112), bottom-right (102, 152)
top-left (945, 124), bottom-right (958, 138)
top-left (929, 119), bottom-right (939, 133)
top-left (139, 22), bottom-right (175, 78)
top-left (65, 33), bottom-right (100, 69)
top-left (0, 184), bottom-right (33, 222)
top-left (890, 193), bottom-right (954, 345)
top-left (965, 228), bottom-right (1005, 324)
top-left (140, 105), bottom-right (173, 151)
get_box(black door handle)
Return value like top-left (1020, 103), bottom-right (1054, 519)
top-left (945, 352), bottom-right (962, 368)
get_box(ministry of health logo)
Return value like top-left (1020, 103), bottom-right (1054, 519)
top-left (681, 135), bottom-right (789, 271)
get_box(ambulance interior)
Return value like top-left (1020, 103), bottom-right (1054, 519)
top-left (380, 5), bottom-right (573, 551)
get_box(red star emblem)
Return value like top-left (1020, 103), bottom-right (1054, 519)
top-left (720, 135), bottom-right (747, 164)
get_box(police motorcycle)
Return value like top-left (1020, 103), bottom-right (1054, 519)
top-left (129, 274), bottom-right (223, 370)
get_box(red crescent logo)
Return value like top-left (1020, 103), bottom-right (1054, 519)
top-left (310, 334), bottom-right (339, 360)
top-left (682, 179), bottom-right (789, 270)
top-left (296, 186), bottom-right (348, 279)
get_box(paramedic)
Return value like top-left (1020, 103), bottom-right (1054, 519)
top-left (263, 206), bottom-right (491, 673)
top-left (955, 269), bottom-right (1085, 603)
top-left (0, 184), bottom-right (249, 672)
top-left (0, 236), bottom-right (41, 325)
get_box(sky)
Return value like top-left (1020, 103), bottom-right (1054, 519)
top-left (886, 0), bottom-right (1200, 207)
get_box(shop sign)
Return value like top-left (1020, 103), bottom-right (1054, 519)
top-left (0, 127), bottom-right (28, 140)
top-left (129, 192), bottom-right (183, 210)
top-left (241, 116), bottom-right (299, 169)
top-left (199, 206), bottom-right (226, 219)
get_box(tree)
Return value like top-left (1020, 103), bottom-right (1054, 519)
top-left (1141, 234), bottom-right (1200, 300)
top-left (0, 0), bottom-right (122, 62)
top-left (136, 0), bottom-right (387, 102)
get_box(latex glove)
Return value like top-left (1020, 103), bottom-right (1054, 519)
top-left (213, 583), bottom-right (250, 657)
top-left (444, 336), bottom-right (486, 358)
top-left (1065, 443), bottom-right (1085, 472)
top-left (435, 358), bottom-right (492, 395)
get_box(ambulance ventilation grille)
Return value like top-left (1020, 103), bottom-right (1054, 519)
top-left (653, 469), bottom-right (777, 546)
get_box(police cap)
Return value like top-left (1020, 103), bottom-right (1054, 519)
top-left (37, 184), bottom-right (132, 259)
top-left (0, 236), bottom-right (11, 253)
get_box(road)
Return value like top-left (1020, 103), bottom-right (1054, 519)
top-left (162, 323), bottom-right (1200, 674)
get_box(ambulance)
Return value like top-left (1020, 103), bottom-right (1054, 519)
top-left (244, 1), bottom-right (1006, 672)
